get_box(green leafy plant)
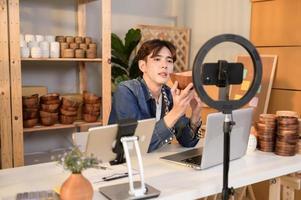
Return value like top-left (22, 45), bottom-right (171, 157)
top-left (59, 147), bottom-right (100, 174)
top-left (111, 28), bottom-right (142, 90)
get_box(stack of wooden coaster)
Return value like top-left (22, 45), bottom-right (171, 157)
top-left (256, 114), bottom-right (276, 152)
top-left (275, 116), bottom-right (299, 156)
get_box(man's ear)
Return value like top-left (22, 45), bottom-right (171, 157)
top-left (138, 60), bottom-right (147, 73)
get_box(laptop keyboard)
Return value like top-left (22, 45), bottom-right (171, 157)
top-left (16, 190), bottom-right (59, 200)
top-left (181, 155), bottom-right (202, 165)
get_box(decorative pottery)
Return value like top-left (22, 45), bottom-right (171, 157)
top-left (60, 173), bottom-right (93, 200)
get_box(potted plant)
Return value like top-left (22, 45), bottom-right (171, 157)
top-left (59, 147), bottom-right (99, 200)
top-left (111, 28), bottom-right (142, 91)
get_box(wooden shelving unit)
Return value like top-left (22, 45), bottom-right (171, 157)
top-left (3, 0), bottom-right (111, 167)
top-left (0, 0), bottom-right (13, 169)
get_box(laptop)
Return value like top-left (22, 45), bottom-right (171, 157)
top-left (161, 108), bottom-right (253, 170)
top-left (86, 118), bottom-right (156, 163)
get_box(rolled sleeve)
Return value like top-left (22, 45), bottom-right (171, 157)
top-left (174, 116), bottom-right (199, 148)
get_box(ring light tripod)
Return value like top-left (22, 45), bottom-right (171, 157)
top-left (192, 34), bottom-right (262, 200)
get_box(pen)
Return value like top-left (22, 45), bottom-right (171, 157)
top-left (102, 173), bottom-right (128, 181)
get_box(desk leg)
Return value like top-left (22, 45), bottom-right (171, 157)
top-left (269, 178), bottom-right (281, 200)
top-left (282, 186), bottom-right (294, 200)
top-left (281, 175), bottom-right (301, 200)
top-left (247, 185), bottom-right (256, 200)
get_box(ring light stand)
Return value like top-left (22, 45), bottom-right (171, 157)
top-left (192, 34), bottom-right (262, 200)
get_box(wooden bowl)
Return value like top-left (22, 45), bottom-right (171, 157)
top-left (69, 43), bottom-right (79, 50)
top-left (86, 49), bottom-right (96, 59)
top-left (22, 93), bottom-right (38, 100)
top-left (40, 110), bottom-right (58, 118)
top-left (40, 93), bottom-right (60, 101)
top-left (41, 99), bottom-right (61, 105)
top-left (83, 92), bottom-right (101, 104)
top-left (22, 94), bottom-right (39, 107)
top-left (60, 108), bottom-right (77, 116)
top-left (83, 104), bottom-right (100, 113)
top-left (75, 49), bottom-right (85, 58)
top-left (40, 116), bottom-right (58, 126)
top-left (170, 71), bottom-right (192, 90)
top-left (22, 98), bottom-right (39, 108)
top-left (62, 49), bottom-right (74, 58)
top-left (61, 104), bottom-right (78, 112)
top-left (83, 109), bottom-right (100, 116)
top-left (23, 118), bottom-right (38, 128)
top-left (41, 103), bottom-right (60, 112)
top-left (23, 108), bottom-right (39, 113)
top-left (55, 36), bottom-right (65, 43)
top-left (84, 37), bottom-right (92, 44)
top-left (75, 36), bottom-right (83, 44)
top-left (65, 36), bottom-right (74, 43)
top-left (79, 43), bottom-right (87, 50)
top-left (83, 114), bottom-right (98, 122)
top-left (23, 110), bottom-right (39, 120)
top-left (23, 104), bottom-right (39, 109)
top-left (62, 97), bottom-right (79, 108)
top-left (88, 43), bottom-right (97, 49)
top-left (60, 115), bottom-right (76, 124)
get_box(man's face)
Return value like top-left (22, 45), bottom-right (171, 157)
top-left (139, 47), bottom-right (174, 86)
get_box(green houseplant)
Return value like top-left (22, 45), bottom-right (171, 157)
top-left (111, 28), bottom-right (142, 91)
top-left (59, 147), bottom-right (100, 200)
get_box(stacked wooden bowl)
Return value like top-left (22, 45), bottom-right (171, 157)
top-left (22, 94), bottom-right (39, 128)
top-left (82, 92), bottom-right (101, 122)
top-left (40, 93), bottom-right (60, 126)
top-left (60, 97), bottom-right (79, 124)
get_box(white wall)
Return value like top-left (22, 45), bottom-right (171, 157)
top-left (176, 0), bottom-right (251, 65)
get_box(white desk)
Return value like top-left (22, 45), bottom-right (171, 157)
top-left (1, 144), bottom-right (301, 200)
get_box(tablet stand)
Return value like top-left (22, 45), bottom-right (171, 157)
top-left (98, 136), bottom-right (160, 200)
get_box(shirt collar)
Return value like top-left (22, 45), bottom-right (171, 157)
top-left (138, 77), bottom-right (168, 102)
top-left (138, 77), bottom-right (154, 101)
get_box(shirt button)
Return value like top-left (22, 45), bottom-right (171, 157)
top-left (165, 139), bottom-right (168, 143)
top-left (169, 137), bottom-right (172, 141)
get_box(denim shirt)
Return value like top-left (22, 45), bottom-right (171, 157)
top-left (109, 78), bottom-right (199, 152)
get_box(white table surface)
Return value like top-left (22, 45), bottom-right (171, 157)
top-left (1, 143), bottom-right (301, 200)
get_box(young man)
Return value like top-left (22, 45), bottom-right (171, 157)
top-left (109, 39), bottom-right (202, 152)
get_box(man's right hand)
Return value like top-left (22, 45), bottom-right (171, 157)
top-left (163, 81), bottom-right (194, 128)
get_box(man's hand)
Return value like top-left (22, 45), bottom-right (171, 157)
top-left (190, 91), bottom-right (202, 126)
top-left (164, 81), bottom-right (194, 128)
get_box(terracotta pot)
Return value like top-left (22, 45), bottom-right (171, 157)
top-left (60, 173), bottom-right (93, 200)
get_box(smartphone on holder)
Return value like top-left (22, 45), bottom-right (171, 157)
top-left (201, 62), bottom-right (244, 86)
